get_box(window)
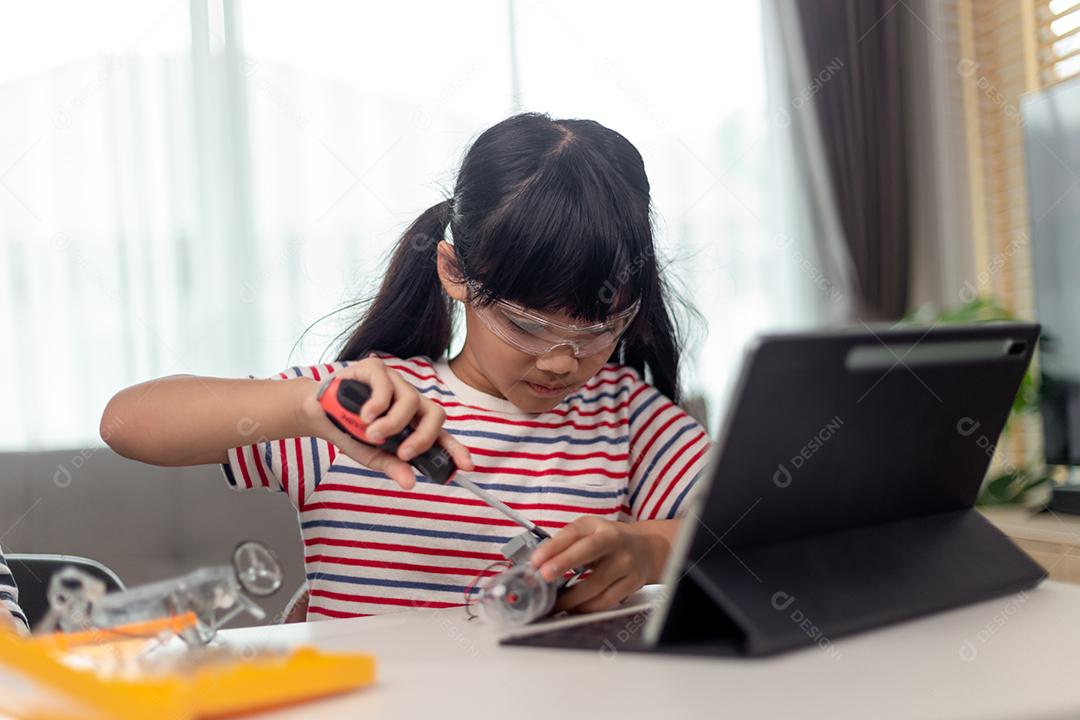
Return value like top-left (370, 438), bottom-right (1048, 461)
top-left (937, 0), bottom-right (1074, 469)
top-left (1043, 0), bottom-right (1080, 82)
top-left (1, 1), bottom-right (815, 449)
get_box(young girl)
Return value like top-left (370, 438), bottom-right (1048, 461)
top-left (102, 112), bottom-right (712, 621)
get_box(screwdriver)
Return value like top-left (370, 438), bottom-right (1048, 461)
top-left (318, 376), bottom-right (551, 541)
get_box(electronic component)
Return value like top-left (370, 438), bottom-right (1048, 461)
top-left (37, 540), bottom-right (283, 646)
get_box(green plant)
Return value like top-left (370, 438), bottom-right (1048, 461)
top-left (976, 469), bottom-right (1051, 506)
top-left (902, 296), bottom-right (1049, 505)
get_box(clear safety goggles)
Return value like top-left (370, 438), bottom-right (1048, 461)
top-left (465, 280), bottom-right (639, 359)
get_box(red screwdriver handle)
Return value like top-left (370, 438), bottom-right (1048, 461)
top-left (317, 376), bottom-right (458, 485)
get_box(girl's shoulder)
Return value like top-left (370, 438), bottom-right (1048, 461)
top-left (362, 355), bottom-right (666, 416)
top-left (578, 362), bottom-right (644, 395)
top-left (266, 355), bottom-right (437, 384)
top-left (367, 353), bottom-right (440, 383)
top-left (321, 356), bottom-right (655, 396)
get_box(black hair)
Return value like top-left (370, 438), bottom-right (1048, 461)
top-left (336, 112), bottom-right (690, 402)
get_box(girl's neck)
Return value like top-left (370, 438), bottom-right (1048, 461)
top-left (448, 345), bottom-right (505, 399)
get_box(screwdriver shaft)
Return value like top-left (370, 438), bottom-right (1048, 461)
top-left (451, 475), bottom-right (551, 540)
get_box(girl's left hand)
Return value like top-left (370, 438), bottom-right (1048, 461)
top-left (528, 517), bottom-right (657, 613)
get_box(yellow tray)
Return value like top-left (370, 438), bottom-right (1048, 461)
top-left (0, 626), bottom-right (376, 719)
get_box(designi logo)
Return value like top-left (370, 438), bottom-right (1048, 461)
top-left (773, 464), bottom-right (792, 488)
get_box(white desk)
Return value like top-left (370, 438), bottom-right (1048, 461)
top-left (220, 582), bottom-right (1080, 720)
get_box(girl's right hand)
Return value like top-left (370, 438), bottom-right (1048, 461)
top-left (300, 356), bottom-right (473, 490)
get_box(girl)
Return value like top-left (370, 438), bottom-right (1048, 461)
top-left (102, 112), bottom-right (712, 621)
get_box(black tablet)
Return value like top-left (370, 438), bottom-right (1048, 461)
top-left (505, 323), bottom-right (1045, 657)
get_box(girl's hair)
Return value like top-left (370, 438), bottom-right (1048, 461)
top-left (337, 112), bottom-right (689, 401)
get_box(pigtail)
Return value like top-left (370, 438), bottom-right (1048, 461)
top-left (337, 200), bottom-right (454, 362)
top-left (620, 271), bottom-right (683, 403)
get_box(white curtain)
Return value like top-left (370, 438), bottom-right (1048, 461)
top-left (1, 0), bottom-right (833, 449)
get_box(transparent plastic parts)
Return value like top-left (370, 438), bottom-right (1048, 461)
top-left (475, 564), bottom-right (557, 628)
top-left (232, 540), bottom-right (284, 597)
top-left (39, 540), bottom-right (283, 646)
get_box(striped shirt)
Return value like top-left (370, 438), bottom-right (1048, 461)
top-left (222, 354), bottom-right (712, 621)
top-left (0, 550), bottom-right (29, 631)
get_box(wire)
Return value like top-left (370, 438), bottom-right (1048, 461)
top-left (463, 561), bottom-right (513, 620)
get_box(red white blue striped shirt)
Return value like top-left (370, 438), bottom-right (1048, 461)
top-left (222, 354), bottom-right (711, 621)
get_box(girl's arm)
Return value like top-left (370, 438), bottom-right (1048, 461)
top-left (101, 374), bottom-right (314, 467)
top-left (100, 357), bottom-right (473, 489)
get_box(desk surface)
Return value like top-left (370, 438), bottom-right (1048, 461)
top-left (222, 582), bottom-right (1080, 720)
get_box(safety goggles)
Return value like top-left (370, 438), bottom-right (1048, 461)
top-left (465, 280), bottom-right (640, 359)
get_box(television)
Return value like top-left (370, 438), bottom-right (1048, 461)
top-left (1022, 75), bottom-right (1080, 474)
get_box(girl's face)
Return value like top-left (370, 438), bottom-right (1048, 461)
top-left (437, 242), bottom-right (616, 413)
